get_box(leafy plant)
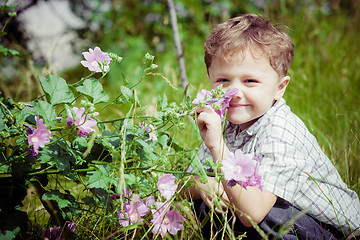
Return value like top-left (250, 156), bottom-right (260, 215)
top-left (0, 47), bottom-right (205, 239)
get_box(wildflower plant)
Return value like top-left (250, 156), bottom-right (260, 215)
top-left (0, 46), bottom-right (199, 239)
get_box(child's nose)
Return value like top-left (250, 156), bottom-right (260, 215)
top-left (229, 85), bottom-right (244, 99)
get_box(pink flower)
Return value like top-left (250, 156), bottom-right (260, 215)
top-left (67, 107), bottom-right (98, 138)
top-left (242, 156), bottom-right (264, 191)
top-left (145, 195), bottom-right (156, 207)
top-left (117, 194), bottom-right (150, 227)
top-left (158, 174), bottom-right (177, 201)
top-left (67, 222), bottom-right (76, 233)
top-left (221, 149), bottom-right (256, 182)
top-left (41, 226), bottom-right (63, 240)
top-left (166, 209), bottom-right (186, 235)
top-left (192, 89), bottom-right (215, 106)
top-left (27, 116), bottom-right (52, 156)
top-left (151, 202), bottom-right (185, 237)
top-left (81, 46), bottom-right (112, 73)
top-left (221, 149), bottom-right (263, 190)
top-left (111, 187), bottom-right (132, 200)
top-left (215, 88), bottom-right (238, 116)
top-left (192, 87), bottom-right (238, 117)
top-left (140, 122), bottom-right (157, 142)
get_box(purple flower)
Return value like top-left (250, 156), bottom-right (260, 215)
top-left (67, 222), bottom-right (76, 233)
top-left (158, 174), bottom-right (177, 201)
top-left (111, 187), bottom-right (132, 200)
top-left (242, 156), bottom-right (264, 191)
top-left (27, 116), bottom-right (52, 156)
top-left (41, 226), bottom-right (64, 240)
top-left (221, 149), bottom-right (263, 190)
top-left (192, 87), bottom-right (238, 117)
top-left (81, 46), bottom-right (112, 73)
top-left (215, 88), bottom-right (238, 116)
top-left (151, 202), bottom-right (185, 237)
top-left (117, 194), bottom-right (150, 227)
top-left (192, 89), bottom-right (215, 106)
top-left (145, 195), bottom-right (156, 207)
top-left (67, 107), bottom-right (98, 138)
top-left (221, 149), bottom-right (256, 182)
top-left (139, 122), bottom-right (157, 142)
top-left (23, 123), bottom-right (35, 135)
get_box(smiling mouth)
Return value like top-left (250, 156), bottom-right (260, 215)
top-left (229, 103), bottom-right (250, 107)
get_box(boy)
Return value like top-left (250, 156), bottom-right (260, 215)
top-left (185, 14), bottom-right (360, 239)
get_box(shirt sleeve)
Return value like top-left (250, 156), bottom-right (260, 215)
top-left (257, 139), bottom-right (308, 203)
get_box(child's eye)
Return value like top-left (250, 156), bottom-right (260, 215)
top-left (216, 78), bottom-right (228, 83)
top-left (245, 79), bottom-right (258, 84)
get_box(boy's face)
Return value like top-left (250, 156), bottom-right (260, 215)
top-left (208, 49), bottom-right (289, 130)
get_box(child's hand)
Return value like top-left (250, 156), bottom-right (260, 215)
top-left (196, 106), bottom-right (223, 153)
top-left (196, 177), bottom-right (229, 214)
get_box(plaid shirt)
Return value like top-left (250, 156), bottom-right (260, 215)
top-left (192, 98), bottom-right (360, 234)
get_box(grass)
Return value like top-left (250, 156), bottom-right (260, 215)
top-left (96, 6), bottom-right (360, 192)
top-left (3, 1), bottom-right (359, 238)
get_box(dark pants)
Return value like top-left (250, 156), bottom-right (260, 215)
top-left (193, 198), bottom-right (345, 239)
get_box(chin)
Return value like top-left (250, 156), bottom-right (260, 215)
top-left (227, 115), bottom-right (259, 129)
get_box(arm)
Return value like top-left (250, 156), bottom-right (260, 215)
top-left (196, 106), bottom-right (277, 226)
top-left (182, 175), bottom-right (230, 214)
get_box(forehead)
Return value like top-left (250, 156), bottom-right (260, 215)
top-left (208, 49), bottom-right (279, 80)
top-left (210, 48), bottom-right (269, 69)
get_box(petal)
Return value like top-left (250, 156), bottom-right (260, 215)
top-left (82, 51), bottom-right (93, 61)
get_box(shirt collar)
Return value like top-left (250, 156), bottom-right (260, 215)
top-left (227, 98), bottom-right (286, 137)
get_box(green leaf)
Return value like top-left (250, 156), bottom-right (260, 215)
top-left (158, 93), bottom-right (168, 110)
top-left (136, 138), bottom-right (157, 162)
top-left (38, 145), bottom-right (72, 172)
top-left (87, 164), bottom-right (112, 189)
top-left (0, 227), bottom-right (20, 240)
top-left (82, 196), bottom-right (96, 206)
top-left (120, 85), bottom-right (132, 101)
top-left (39, 74), bottom-right (75, 105)
top-left (34, 101), bottom-right (57, 124)
top-left (0, 45), bottom-right (19, 56)
top-left (14, 103), bottom-right (36, 123)
top-left (93, 188), bottom-right (113, 213)
top-left (157, 134), bottom-right (169, 148)
top-left (76, 78), bottom-right (109, 104)
top-left (0, 106), bottom-right (6, 132)
top-left (42, 190), bottom-right (71, 209)
top-left (190, 149), bottom-right (208, 184)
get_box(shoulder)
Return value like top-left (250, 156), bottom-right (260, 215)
top-left (258, 99), bottom-right (315, 146)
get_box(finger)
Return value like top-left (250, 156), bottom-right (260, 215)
top-left (214, 200), bottom-right (228, 214)
top-left (195, 105), bottom-right (215, 115)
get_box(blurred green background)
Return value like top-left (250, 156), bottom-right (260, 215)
top-left (1, 0), bottom-right (359, 192)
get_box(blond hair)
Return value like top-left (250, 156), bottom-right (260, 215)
top-left (204, 14), bottom-right (294, 77)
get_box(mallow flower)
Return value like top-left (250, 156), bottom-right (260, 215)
top-left (151, 202), bottom-right (185, 237)
top-left (117, 194), bottom-right (150, 227)
top-left (27, 116), bottom-right (52, 156)
top-left (139, 122), bottom-right (157, 142)
top-left (41, 226), bottom-right (63, 240)
top-left (221, 149), bottom-right (263, 190)
top-left (67, 107), bottom-right (98, 138)
top-left (158, 174), bottom-right (177, 200)
top-left (81, 46), bottom-right (112, 73)
top-left (192, 86), bottom-right (238, 117)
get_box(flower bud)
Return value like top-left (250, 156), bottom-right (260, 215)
top-left (145, 53), bottom-right (155, 61)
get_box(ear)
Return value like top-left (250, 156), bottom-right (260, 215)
top-left (274, 76), bottom-right (290, 100)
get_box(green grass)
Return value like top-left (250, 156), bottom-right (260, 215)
top-left (96, 7), bottom-right (360, 193)
top-left (4, 1), bottom-right (359, 238)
